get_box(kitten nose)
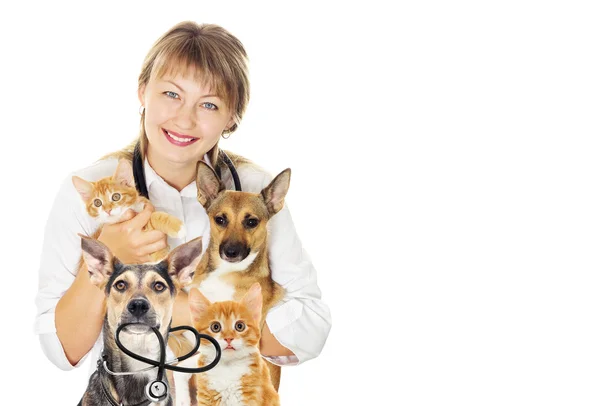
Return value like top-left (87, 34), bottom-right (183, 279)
top-left (224, 338), bottom-right (233, 344)
top-left (128, 299), bottom-right (150, 317)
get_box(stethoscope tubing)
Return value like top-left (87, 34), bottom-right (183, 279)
top-left (114, 323), bottom-right (222, 376)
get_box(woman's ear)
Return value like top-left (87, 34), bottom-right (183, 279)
top-left (225, 116), bottom-right (235, 131)
top-left (138, 84), bottom-right (146, 105)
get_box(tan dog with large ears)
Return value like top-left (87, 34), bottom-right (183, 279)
top-left (78, 235), bottom-right (203, 406)
top-left (171, 161), bottom-right (291, 400)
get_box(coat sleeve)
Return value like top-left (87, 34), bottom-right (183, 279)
top-left (34, 174), bottom-right (96, 370)
top-left (262, 202), bottom-right (333, 366)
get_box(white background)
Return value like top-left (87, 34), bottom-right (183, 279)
top-left (1, 0), bottom-right (600, 405)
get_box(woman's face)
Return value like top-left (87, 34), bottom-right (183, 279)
top-left (139, 70), bottom-right (234, 168)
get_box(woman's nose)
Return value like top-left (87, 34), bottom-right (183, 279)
top-left (173, 104), bottom-right (196, 130)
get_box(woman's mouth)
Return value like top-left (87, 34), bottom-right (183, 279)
top-left (162, 128), bottom-right (199, 146)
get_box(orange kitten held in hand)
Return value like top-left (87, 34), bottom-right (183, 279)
top-left (72, 159), bottom-right (185, 262)
top-left (189, 283), bottom-right (280, 406)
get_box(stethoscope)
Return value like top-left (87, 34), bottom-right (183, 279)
top-left (99, 323), bottom-right (221, 405)
top-left (96, 142), bottom-right (242, 405)
top-left (132, 141), bottom-right (243, 198)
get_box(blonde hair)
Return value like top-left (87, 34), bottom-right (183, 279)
top-left (102, 21), bottom-right (250, 166)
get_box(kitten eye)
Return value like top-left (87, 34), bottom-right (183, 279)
top-left (235, 321), bottom-right (246, 332)
top-left (93, 199), bottom-right (102, 207)
top-left (111, 193), bottom-right (121, 202)
top-left (210, 322), bottom-right (222, 333)
top-left (153, 282), bottom-right (166, 292)
top-left (215, 215), bottom-right (228, 226)
top-left (114, 281), bottom-right (127, 292)
top-left (245, 218), bottom-right (259, 229)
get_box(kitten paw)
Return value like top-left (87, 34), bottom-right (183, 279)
top-left (176, 225), bottom-right (186, 239)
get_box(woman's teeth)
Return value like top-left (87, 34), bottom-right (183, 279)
top-left (166, 130), bottom-right (194, 142)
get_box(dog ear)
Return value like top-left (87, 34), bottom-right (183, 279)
top-left (261, 169), bottom-right (291, 217)
top-left (196, 161), bottom-right (224, 209)
top-left (72, 176), bottom-right (94, 201)
top-left (241, 283), bottom-right (263, 324)
top-left (189, 288), bottom-right (211, 322)
top-left (167, 236), bottom-right (203, 288)
top-left (79, 234), bottom-right (114, 288)
top-left (112, 159), bottom-right (135, 188)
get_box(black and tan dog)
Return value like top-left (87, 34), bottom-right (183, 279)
top-left (78, 235), bottom-right (203, 406)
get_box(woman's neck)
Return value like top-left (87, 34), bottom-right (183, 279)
top-left (146, 148), bottom-right (197, 192)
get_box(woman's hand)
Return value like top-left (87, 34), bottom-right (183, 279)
top-left (172, 290), bottom-right (193, 328)
top-left (97, 203), bottom-right (167, 264)
top-left (260, 323), bottom-right (296, 357)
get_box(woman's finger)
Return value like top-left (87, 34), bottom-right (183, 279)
top-left (137, 230), bottom-right (166, 246)
top-left (137, 237), bottom-right (168, 256)
top-left (122, 205), bottom-right (153, 233)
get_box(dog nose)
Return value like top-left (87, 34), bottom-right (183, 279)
top-left (224, 246), bottom-right (240, 258)
top-left (127, 299), bottom-right (150, 317)
top-left (220, 242), bottom-right (250, 262)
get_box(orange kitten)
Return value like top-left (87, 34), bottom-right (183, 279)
top-left (72, 159), bottom-right (185, 262)
top-left (189, 283), bottom-right (280, 406)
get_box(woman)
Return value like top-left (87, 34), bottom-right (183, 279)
top-left (34, 20), bottom-right (331, 382)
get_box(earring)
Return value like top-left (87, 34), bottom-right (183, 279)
top-left (221, 132), bottom-right (231, 139)
top-left (139, 105), bottom-right (145, 115)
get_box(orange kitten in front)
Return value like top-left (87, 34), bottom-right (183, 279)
top-left (72, 159), bottom-right (185, 262)
top-left (189, 283), bottom-right (280, 406)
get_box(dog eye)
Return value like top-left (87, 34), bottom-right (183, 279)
top-left (215, 215), bottom-right (228, 226)
top-left (210, 322), bottom-right (222, 333)
top-left (153, 282), bottom-right (166, 292)
top-left (245, 219), bottom-right (259, 228)
top-left (111, 193), bottom-right (121, 202)
top-left (114, 281), bottom-right (127, 291)
top-left (93, 199), bottom-right (102, 207)
top-left (235, 321), bottom-right (246, 332)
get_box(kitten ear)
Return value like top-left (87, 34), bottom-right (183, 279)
top-left (196, 161), bottom-right (224, 209)
top-left (167, 237), bottom-right (203, 288)
top-left (72, 176), bottom-right (94, 201)
top-left (241, 283), bottom-right (263, 324)
top-left (260, 169), bottom-right (291, 217)
top-left (79, 234), bottom-right (114, 288)
top-left (189, 288), bottom-right (212, 322)
top-left (113, 159), bottom-right (135, 188)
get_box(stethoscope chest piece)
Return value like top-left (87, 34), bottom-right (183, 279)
top-left (145, 380), bottom-right (168, 402)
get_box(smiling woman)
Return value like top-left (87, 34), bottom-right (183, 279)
top-left (141, 71), bottom-right (236, 191)
top-left (34, 20), bottom-right (331, 404)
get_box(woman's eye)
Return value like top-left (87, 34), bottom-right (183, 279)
top-left (93, 199), bottom-right (102, 207)
top-left (210, 322), bottom-right (221, 333)
top-left (202, 102), bottom-right (217, 110)
top-left (111, 193), bottom-right (121, 202)
top-left (164, 91), bottom-right (179, 99)
top-left (114, 281), bottom-right (127, 291)
top-left (153, 282), bottom-right (166, 292)
top-left (235, 321), bottom-right (246, 332)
